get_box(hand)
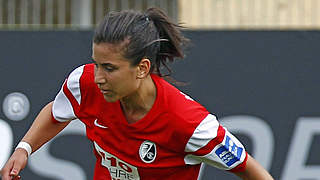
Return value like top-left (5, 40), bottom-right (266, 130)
top-left (1, 148), bottom-right (28, 180)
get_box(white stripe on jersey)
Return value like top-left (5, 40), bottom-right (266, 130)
top-left (184, 114), bottom-right (219, 153)
top-left (52, 65), bottom-right (84, 122)
top-left (67, 65), bottom-right (83, 105)
top-left (184, 127), bottom-right (246, 170)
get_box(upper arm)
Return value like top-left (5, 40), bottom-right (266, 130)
top-left (234, 154), bottom-right (274, 180)
top-left (52, 65), bottom-right (85, 122)
top-left (184, 113), bottom-right (247, 172)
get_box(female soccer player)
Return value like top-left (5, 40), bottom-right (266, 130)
top-left (1, 7), bottom-right (274, 180)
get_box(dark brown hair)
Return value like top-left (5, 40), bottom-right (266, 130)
top-left (93, 7), bottom-right (189, 76)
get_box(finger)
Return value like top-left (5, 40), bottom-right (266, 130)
top-left (1, 173), bottom-right (13, 180)
top-left (9, 169), bottom-right (19, 177)
top-left (1, 164), bottom-right (14, 180)
top-left (9, 163), bottom-right (22, 177)
top-left (12, 175), bottom-right (21, 180)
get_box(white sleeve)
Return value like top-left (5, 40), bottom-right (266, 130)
top-left (184, 114), bottom-right (247, 171)
top-left (52, 65), bottom-right (84, 122)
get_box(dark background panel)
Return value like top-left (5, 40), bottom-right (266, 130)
top-left (1, 30), bottom-right (319, 180)
top-left (0, 31), bottom-right (94, 180)
top-left (172, 31), bottom-right (320, 179)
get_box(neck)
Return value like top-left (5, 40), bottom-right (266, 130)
top-left (120, 75), bottom-right (156, 123)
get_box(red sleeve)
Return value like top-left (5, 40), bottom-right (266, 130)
top-left (229, 151), bottom-right (248, 172)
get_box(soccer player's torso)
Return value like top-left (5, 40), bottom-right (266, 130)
top-left (76, 64), bottom-right (208, 180)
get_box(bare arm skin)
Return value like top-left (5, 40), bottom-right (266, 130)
top-left (235, 154), bottom-right (274, 180)
top-left (0, 102), bottom-right (70, 180)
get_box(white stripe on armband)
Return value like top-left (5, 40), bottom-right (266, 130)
top-left (15, 142), bottom-right (32, 157)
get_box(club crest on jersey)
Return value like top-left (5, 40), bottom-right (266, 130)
top-left (139, 140), bottom-right (157, 163)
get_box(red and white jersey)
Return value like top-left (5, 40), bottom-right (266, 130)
top-left (52, 64), bottom-right (248, 180)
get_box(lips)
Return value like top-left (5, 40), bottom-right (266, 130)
top-left (100, 89), bottom-right (112, 94)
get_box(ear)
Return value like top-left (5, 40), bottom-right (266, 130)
top-left (137, 58), bottom-right (151, 79)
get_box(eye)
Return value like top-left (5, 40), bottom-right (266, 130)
top-left (104, 66), bottom-right (115, 72)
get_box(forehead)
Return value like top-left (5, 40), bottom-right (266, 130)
top-left (92, 42), bottom-right (128, 64)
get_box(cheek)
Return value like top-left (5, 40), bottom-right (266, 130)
top-left (116, 76), bottom-right (139, 94)
top-left (110, 69), bottom-right (138, 92)
top-left (118, 78), bottom-right (137, 91)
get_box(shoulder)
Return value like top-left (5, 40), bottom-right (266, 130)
top-left (170, 91), bottom-right (209, 126)
top-left (153, 75), bottom-right (210, 135)
top-left (67, 63), bottom-right (94, 86)
top-left (158, 77), bottom-right (209, 125)
top-left (65, 63), bottom-right (96, 94)
top-left (52, 64), bottom-right (95, 122)
top-left (60, 63), bottom-right (97, 106)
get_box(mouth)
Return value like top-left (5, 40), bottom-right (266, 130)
top-left (100, 89), bottom-right (112, 95)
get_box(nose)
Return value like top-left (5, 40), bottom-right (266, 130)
top-left (94, 66), bottom-right (106, 85)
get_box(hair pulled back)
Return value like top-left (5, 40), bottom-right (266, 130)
top-left (93, 7), bottom-right (189, 76)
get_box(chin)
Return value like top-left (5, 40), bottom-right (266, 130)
top-left (103, 95), bottom-right (118, 103)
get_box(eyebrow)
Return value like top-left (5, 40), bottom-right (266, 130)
top-left (91, 59), bottom-right (118, 68)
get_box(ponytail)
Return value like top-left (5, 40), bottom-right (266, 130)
top-left (145, 8), bottom-right (189, 76)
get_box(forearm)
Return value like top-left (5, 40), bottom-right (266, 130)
top-left (1, 102), bottom-right (71, 180)
top-left (235, 154), bottom-right (274, 180)
top-left (20, 101), bottom-right (70, 153)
